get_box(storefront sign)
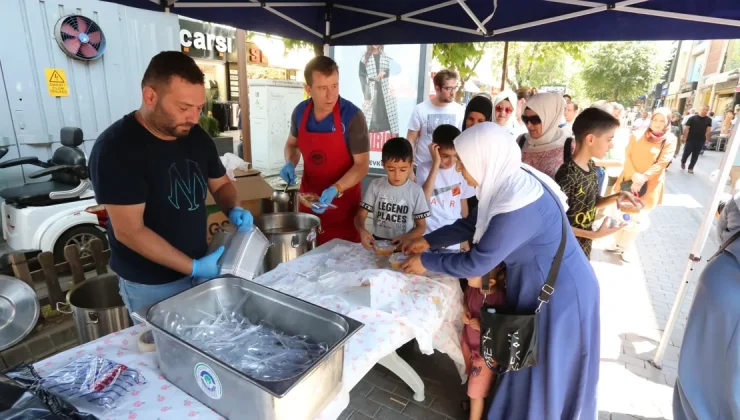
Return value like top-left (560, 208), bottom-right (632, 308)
top-left (679, 81), bottom-right (698, 93)
top-left (179, 18), bottom-right (236, 61)
top-left (247, 42), bottom-right (269, 65)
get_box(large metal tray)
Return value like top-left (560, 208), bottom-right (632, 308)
top-left (143, 276), bottom-right (362, 420)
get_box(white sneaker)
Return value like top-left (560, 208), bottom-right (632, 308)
top-left (607, 244), bottom-right (623, 253)
top-left (620, 250), bottom-right (634, 263)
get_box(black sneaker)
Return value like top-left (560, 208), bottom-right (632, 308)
top-left (681, 162), bottom-right (686, 170)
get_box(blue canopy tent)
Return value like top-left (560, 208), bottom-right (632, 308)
top-left (106, 0), bottom-right (740, 369)
top-left (108, 0), bottom-right (740, 45)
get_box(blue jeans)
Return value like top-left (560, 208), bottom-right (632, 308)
top-left (118, 275), bottom-right (208, 316)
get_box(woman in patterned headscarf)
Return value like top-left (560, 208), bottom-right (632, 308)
top-left (359, 45), bottom-right (399, 135)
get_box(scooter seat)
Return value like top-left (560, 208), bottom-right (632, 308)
top-left (0, 181), bottom-right (82, 207)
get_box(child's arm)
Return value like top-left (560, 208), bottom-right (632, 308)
top-left (420, 144), bottom-right (442, 200)
top-left (571, 223), bottom-right (623, 240)
top-left (392, 218), bottom-right (427, 244)
top-left (354, 208), bottom-right (374, 249)
top-left (595, 191), bottom-right (644, 210)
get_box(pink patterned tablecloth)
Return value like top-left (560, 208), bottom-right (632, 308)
top-left (35, 240), bottom-right (464, 420)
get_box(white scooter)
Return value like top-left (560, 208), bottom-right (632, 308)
top-left (0, 127), bottom-right (108, 271)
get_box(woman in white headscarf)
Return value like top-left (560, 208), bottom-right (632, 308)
top-left (674, 190), bottom-right (740, 420)
top-left (516, 92), bottom-right (571, 178)
top-left (400, 122), bottom-right (600, 420)
top-left (492, 91), bottom-right (518, 134)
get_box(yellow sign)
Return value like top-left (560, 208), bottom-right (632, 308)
top-left (44, 68), bottom-right (69, 97)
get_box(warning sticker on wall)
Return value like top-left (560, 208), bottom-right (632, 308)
top-left (44, 68), bottom-right (69, 97)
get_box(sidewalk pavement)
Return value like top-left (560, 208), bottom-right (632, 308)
top-left (592, 150), bottom-right (728, 420)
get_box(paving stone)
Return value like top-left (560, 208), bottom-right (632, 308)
top-left (402, 402), bottom-right (447, 420)
top-left (391, 385), bottom-right (433, 408)
top-left (367, 387), bottom-right (409, 413)
top-left (351, 380), bottom-right (375, 398)
top-left (364, 369), bottom-right (402, 393)
top-left (347, 411), bottom-right (373, 420)
top-left (429, 396), bottom-right (467, 420)
top-left (373, 406), bottom-right (411, 420)
top-left (348, 389), bottom-right (382, 418)
top-left (1, 344), bottom-right (33, 367)
top-left (338, 407), bottom-right (354, 420)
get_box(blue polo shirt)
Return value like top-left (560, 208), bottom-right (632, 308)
top-left (289, 97), bottom-right (370, 155)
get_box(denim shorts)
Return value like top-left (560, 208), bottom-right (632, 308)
top-left (118, 275), bottom-right (208, 316)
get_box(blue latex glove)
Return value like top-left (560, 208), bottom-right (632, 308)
top-left (280, 162), bottom-right (296, 185)
top-left (228, 206), bottom-right (253, 229)
top-left (313, 186), bottom-right (338, 214)
top-left (192, 246), bottom-right (225, 279)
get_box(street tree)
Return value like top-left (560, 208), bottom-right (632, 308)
top-left (505, 42), bottom-right (588, 89)
top-left (580, 42), bottom-right (666, 104)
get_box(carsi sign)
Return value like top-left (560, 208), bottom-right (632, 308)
top-left (179, 18), bottom-right (236, 61)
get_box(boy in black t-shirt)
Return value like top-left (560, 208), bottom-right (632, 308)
top-left (555, 108), bottom-right (643, 258)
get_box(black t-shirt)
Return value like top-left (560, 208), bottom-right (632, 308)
top-left (685, 115), bottom-right (712, 144)
top-left (89, 112), bottom-right (226, 284)
top-left (555, 159), bottom-right (599, 259)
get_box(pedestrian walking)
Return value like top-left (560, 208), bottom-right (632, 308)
top-left (681, 105), bottom-right (712, 174)
top-left (611, 108), bottom-right (677, 262)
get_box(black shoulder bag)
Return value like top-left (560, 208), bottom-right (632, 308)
top-left (478, 177), bottom-right (568, 373)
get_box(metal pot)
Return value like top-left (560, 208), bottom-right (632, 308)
top-left (256, 212), bottom-right (321, 273)
top-left (58, 273), bottom-right (131, 344)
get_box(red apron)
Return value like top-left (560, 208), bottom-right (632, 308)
top-left (297, 100), bottom-right (361, 245)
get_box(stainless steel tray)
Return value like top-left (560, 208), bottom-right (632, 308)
top-left (142, 276), bottom-right (362, 420)
top-left (0, 275), bottom-right (39, 351)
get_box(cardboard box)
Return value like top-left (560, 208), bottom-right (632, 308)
top-left (205, 169), bottom-right (274, 243)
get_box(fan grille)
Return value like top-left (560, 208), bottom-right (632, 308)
top-left (55, 15), bottom-right (106, 61)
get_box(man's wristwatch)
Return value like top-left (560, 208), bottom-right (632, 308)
top-left (333, 183), bottom-right (344, 198)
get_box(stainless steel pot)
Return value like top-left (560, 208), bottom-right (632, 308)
top-left (256, 212), bottom-right (320, 273)
top-left (58, 273), bottom-right (131, 344)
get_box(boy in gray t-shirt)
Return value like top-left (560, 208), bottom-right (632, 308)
top-left (355, 138), bottom-right (430, 248)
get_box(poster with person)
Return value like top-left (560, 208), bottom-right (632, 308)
top-left (334, 44), bottom-right (422, 169)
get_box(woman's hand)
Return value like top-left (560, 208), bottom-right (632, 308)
top-left (631, 172), bottom-right (647, 186)
top-left (402, 254), bottom-right (426, 275)
top-left (617, 191), bottom-right (644, 209)
top-left (468, 318), bottom-right (481, 331)
top-left (401, 237), bottom-right (430, 254)
top-left (630, 182), bottom-right (644, 195)
top-left (462, 311), bottom-right (471, 325)
top-left (376, 71), bottom-right (386, 79)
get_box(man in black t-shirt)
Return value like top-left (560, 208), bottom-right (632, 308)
top-left (89, 52), bottom-right (253, 314)
top-left (681, 105), bottom-right (713, 174)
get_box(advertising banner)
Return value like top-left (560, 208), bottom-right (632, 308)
top-left (334, 45), bottom-right (422, 169)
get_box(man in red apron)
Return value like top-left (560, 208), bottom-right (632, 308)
top-left (280, 56), bottom-right (370, 245)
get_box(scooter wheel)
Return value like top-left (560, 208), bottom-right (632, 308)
top-left (53, 225), bottom-right (108, 263)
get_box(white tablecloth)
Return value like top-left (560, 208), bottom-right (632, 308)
top-left (34, 240), bottom-right (464, 420)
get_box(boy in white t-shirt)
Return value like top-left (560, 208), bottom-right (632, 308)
top-left (415, 124), bottom-right (475, 250)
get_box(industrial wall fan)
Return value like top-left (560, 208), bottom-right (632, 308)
top-left (54, 15), bottom-right (106, 61)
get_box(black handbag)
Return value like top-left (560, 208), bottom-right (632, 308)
top-left (620, 139), bottom-right (666, 197)
top-left (478, 178), bottom-right (567, 374)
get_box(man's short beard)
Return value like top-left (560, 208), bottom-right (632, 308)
top-left (150, 105), bottom-right (192, 137)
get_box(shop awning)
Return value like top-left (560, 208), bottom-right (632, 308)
top-left (105, 0), bottom-right (740, 45)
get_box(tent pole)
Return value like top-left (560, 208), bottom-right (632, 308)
top-left (236, 29), bottom-right (252, 163)
top-left (651, 123), bottom-right (740, 368)
top-left (500, 41), bottom-right (508, 91)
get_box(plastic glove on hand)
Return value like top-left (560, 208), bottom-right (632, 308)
top-left (228, 206), bottom-right (253, 229)
top-left (313, 186), bottom-right (338, 214)
top-left (280, 162), bottom-right (296, 185)
top-left (192, 246), bottom-right (225, 279)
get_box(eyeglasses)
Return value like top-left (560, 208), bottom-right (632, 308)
top-left (440, 85), bottom-right (459, 93)
top-left (495, 105), bottom-right (513, 114)
top-left (521, 115), bottom-right (542, 125)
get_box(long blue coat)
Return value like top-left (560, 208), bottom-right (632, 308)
top-left (421, 192), bottom-right (601, 420)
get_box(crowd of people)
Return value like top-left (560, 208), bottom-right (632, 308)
top-left (336, 66), bottom-right (738, 419)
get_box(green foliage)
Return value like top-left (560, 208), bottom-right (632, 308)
top-left (580, 42), bottom-right (666, 103)
top-left (433, 43), bottom-right (490, 84)
top-left (282, 38), bottom-right (324, 56)
top-left (199, 115), bottom-right (220, 138)
top-left (724, 40), bottom-right (740, 73)
top-left (506, 42), bottom-right (588, 89)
